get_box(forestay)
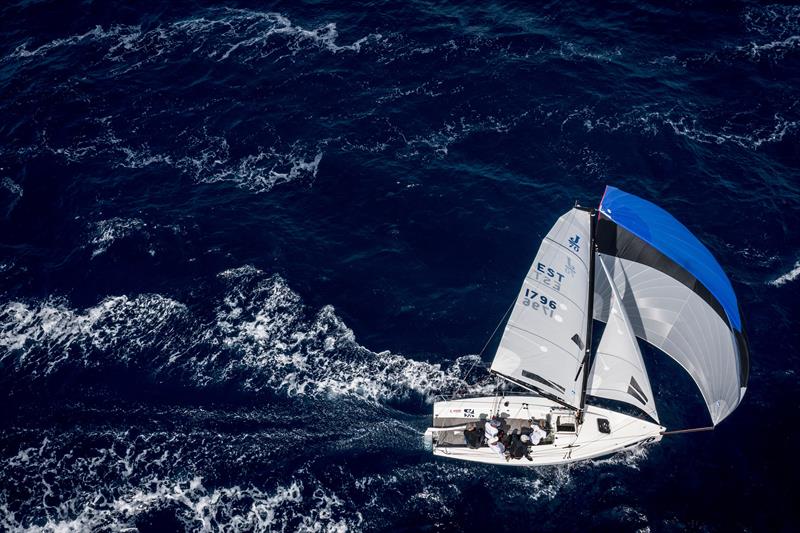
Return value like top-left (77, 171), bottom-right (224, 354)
top-left (594, 186), bottom-right (749, 425)
top-left (491, 208), bottom-right (592, 408)
top-left (587, 255), bottom-right (659, 423)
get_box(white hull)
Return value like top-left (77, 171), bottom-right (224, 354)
top-left (425, 395), bottom-right (664, 466)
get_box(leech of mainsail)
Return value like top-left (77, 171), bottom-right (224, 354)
top-left (587, 255), bottom-right (659, 423)
top-left (490, 208), bottom-right (592, 409)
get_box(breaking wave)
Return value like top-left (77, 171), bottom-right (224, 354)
top-left (89, 217), bottom-right (147, 258)
top-left (194, 146), bottom-right (323, 193)
top-left (39, 119), bottom-right (325, 194)
top-left (739, 35), bottom-right (800, 60)
top-left (739, 5), bottom-right (800, 61)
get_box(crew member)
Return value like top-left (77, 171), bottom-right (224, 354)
top-left (529, 419), bottom-right (547, 445)
top-left (464, 423), bottom-right (482, 449)
top-left (488, 436), bottom-right (505, 457)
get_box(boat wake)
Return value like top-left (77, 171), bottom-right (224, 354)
top-left (0, 265), bottom-right (488, 403)
top-left (0, 428), bottom-right (361, 532)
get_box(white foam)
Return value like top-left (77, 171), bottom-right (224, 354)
top-left (86, 217), bottom-right (185, 258)
top-left (0, 415), bottom-right (387, 531)
top-left (210, 11), bottom-right (384, 61)
top-left (567, 105), bottom-right (798, 150)
top-left (1, 177), bottom-right (23, 197)
top-left (199, 149), bottom-right (323, 192)
top-left (744, 5), bottom-right (800, 39)
top-left (500, 465), bottom-right (574, 501)
top-left (558, 42), bottom-right (623, 63)
top-left (0, 469), bottom-right (358, 532)
top-left (0, 295), bottom-right (188, 375)
top-left (119, 147), bottom-right (173, 168)
top-left (376, 80), bottom-right (446, 104)
top-left (398, 111), bottom-right (529, 159)
top-left (1, 177), bottom-right (23, 217)
top-left (739, 35), bottom-right (800, 60)
top-left (5, 9), bottom-right (383, 67)
top-left (8, 24), bottom-right (141, 59)
top-left (736, 247), bottom-right (779, 268)
top-left (663, 113), bottom-right (799, 149)
top-left (585, 443), bottom-right (649, 470)
top-left (0, 266), bottom-right (491, 403)
top-left (41, 115), bottom-right (323, 194)
top-left (89, 217), bottom-right (146, 257)
top-left (770, 261), bottom-right (800, 287)
top-left (209, 267), bottom-right (490, 401)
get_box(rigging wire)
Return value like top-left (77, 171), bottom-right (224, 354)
top-left (451, 292), bottom-right (518, 400)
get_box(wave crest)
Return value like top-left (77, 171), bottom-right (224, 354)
top-left (5, 9), bottom-right (384, 67)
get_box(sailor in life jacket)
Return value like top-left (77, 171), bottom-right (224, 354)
top-left (528, 420), bottom-right (547, 445)
top-left (508, 433), bottom-right (531, 459)
top-left (487, 436), bottom-right (505, 457)
top-left (483, 418), bottom-right (502, 442)
top-left (463, 423), bottom-right (482, 449)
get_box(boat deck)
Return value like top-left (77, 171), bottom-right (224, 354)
top-left (431, 416), bottom-right (549, 447)
top-left (426, 395), bottom-right (664, 466)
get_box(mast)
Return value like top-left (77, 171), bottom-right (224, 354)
top-left (576, 206), bottom-right (597, 423)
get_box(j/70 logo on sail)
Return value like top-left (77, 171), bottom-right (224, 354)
top-left (464, 409), bottom-right (475, 417)
top-left (568, 234), bottom-right (581, 252)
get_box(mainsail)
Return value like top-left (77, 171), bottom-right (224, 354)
top-left (593, 186), bottom-right (749, 425)
top-left (491, 208), bottom-right (592, 408)
top-left (587, 255), bottom-right (659, 422)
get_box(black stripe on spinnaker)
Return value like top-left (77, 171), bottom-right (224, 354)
top-left (735, 320), bottom-right (750, 388)
top-left (596, 215), bottom-right (729, 328)
top-left (596, 213), bottom-right (750, 391)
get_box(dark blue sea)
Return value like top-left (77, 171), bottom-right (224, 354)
top-left (1, 1), bottom-right (799, 530)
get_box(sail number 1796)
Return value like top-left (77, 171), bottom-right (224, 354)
top-left (523, 288), bottom-right (557, 317)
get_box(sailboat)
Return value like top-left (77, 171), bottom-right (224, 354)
top-left (424, 186), bottom-right (749, 466)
